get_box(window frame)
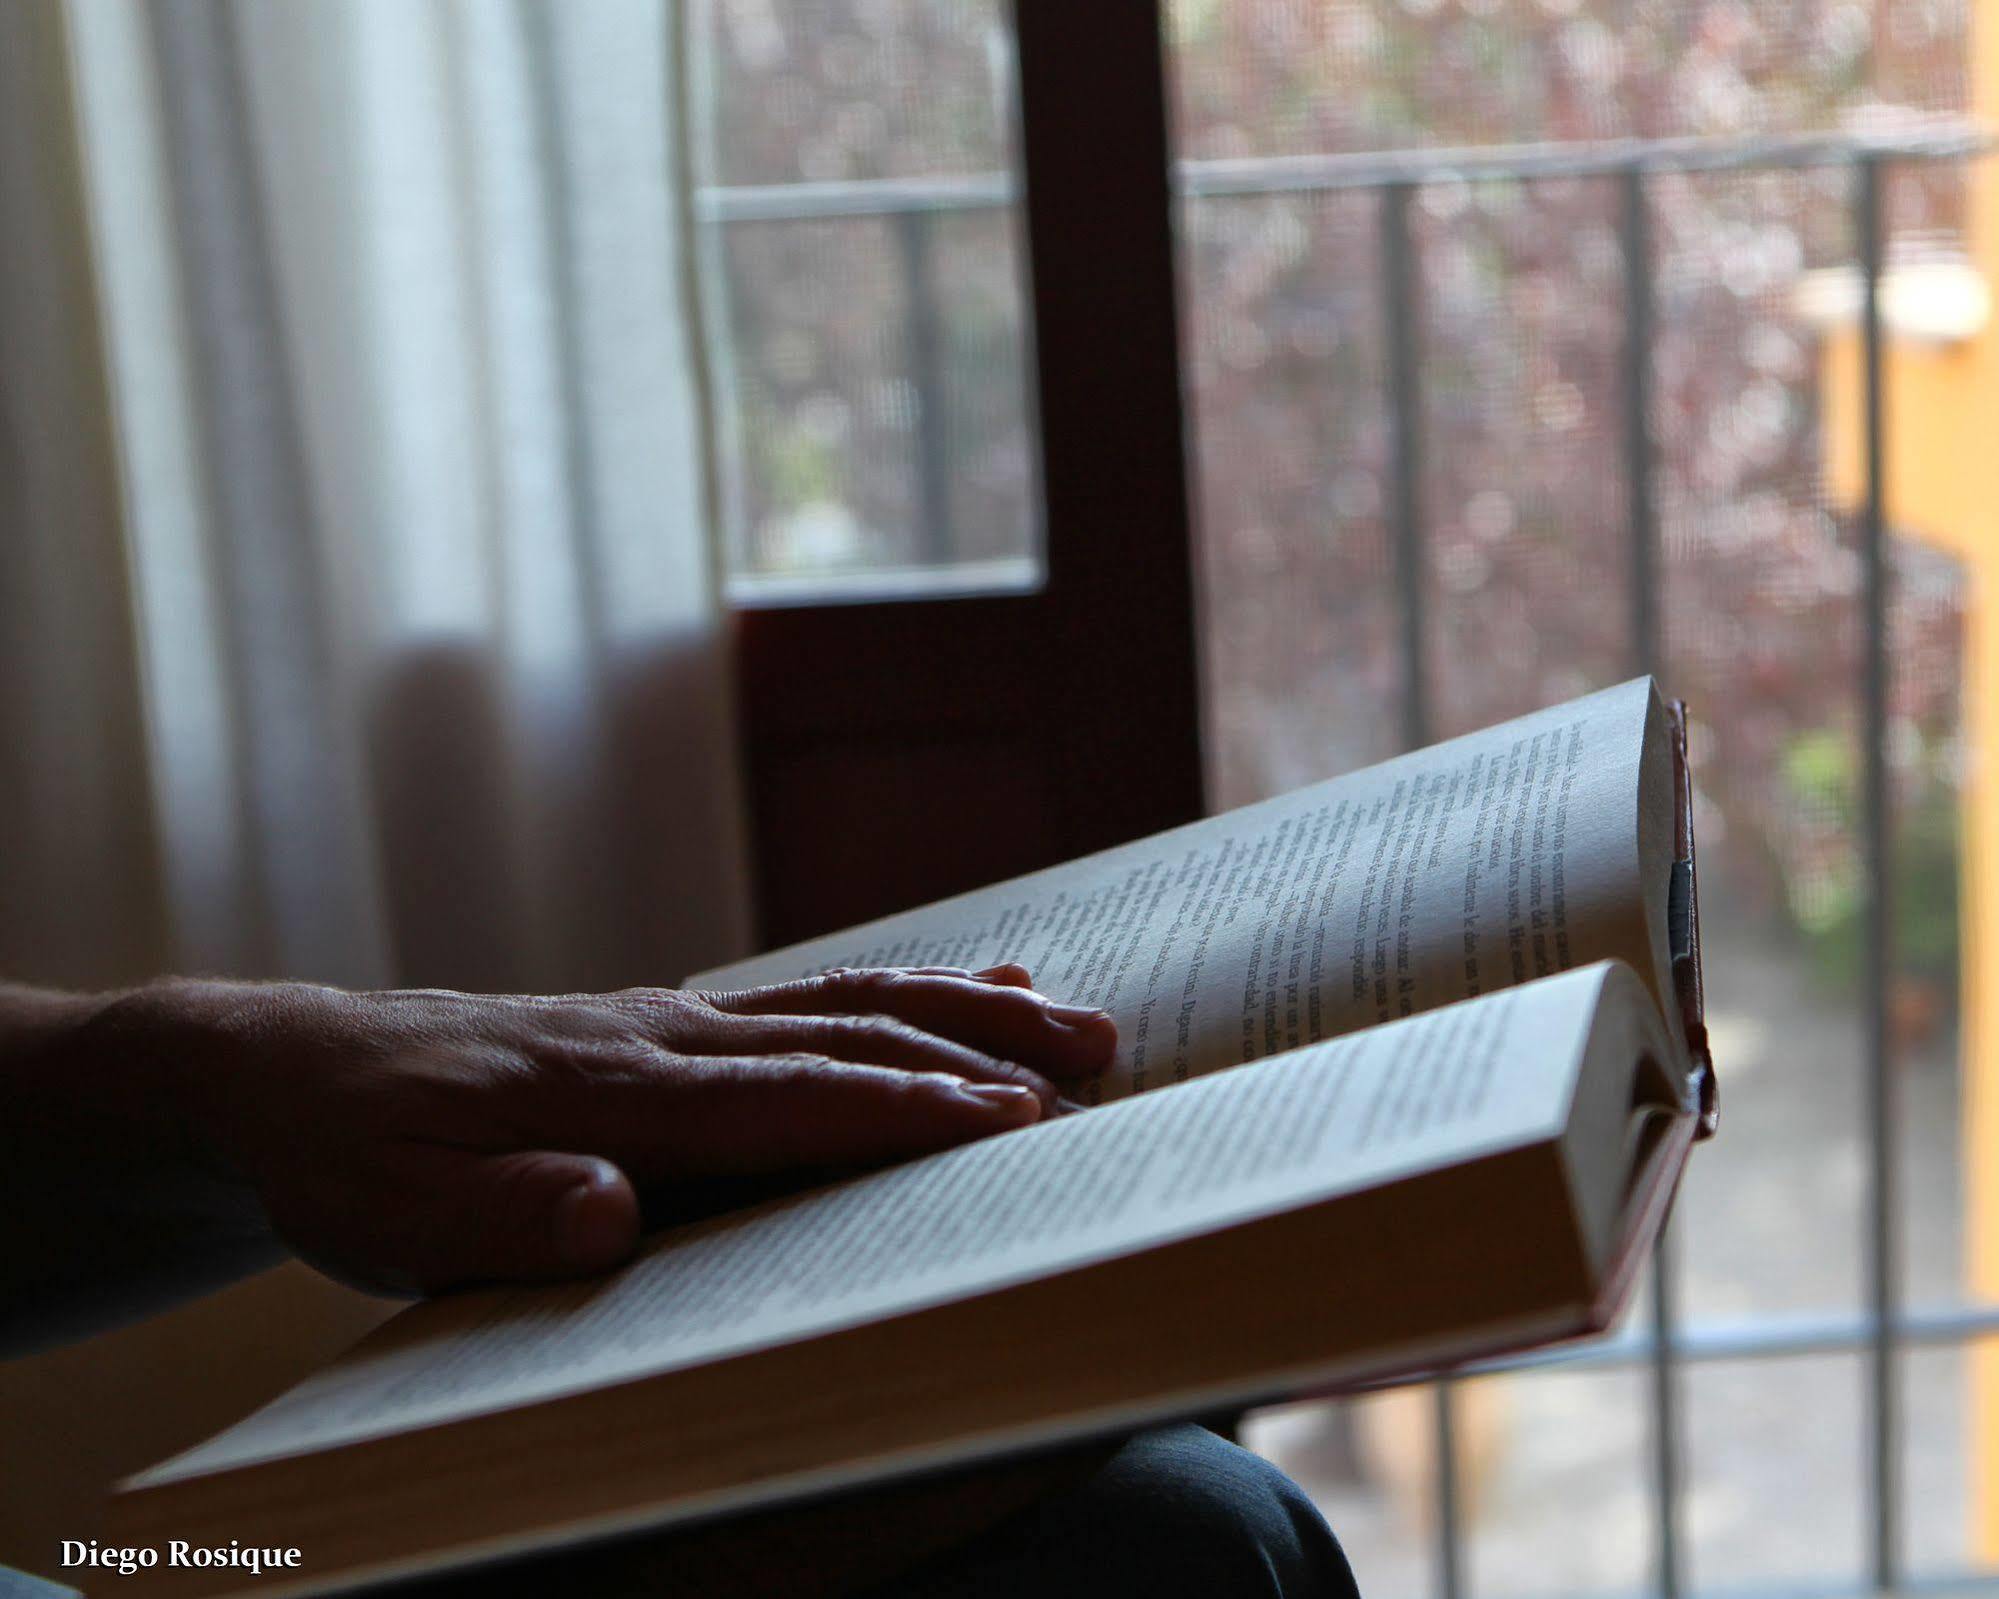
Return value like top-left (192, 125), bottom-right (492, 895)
top-left (726, 0), bottom-right (1206, 950)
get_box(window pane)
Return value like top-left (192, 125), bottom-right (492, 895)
top-left (1686, 1355), bottom-right (1866, 1588)
top-left (693, 1), bottom-right (1037, 593)
top-left (1182, 184), bottom-right (1403, 807)
top-left (1245, 1371), bottom-right (1652, 1598)
top-left (1168, 0), bottom-right (1971, 161)
top-left (1409, 171), bottom-right (1634, 741)
top-left (1906, 1340), bottom-right (1986, 1574)
top-left (1464, 1369), bottom-right (1652, 1599)
top-left (1658, 163), bottom-right (1872, 1322)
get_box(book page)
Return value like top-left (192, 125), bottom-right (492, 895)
top-left (695, 679), bottom-right (1666, 1099)
top-left (145, 966), bottom-right (1615, 1485)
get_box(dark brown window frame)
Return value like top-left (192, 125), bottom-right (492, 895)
top-left (733, 1), bottom-right (1205, 949)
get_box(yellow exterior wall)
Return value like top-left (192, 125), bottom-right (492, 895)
top-left (1818, 5), bottom-right (1999, 1555)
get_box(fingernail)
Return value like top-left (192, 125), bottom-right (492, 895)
top-left (1055, 1096), bottom-right (1089, 1116)
top-left (1047, 1002), bottom-right (1113, 1030)
top-left (975, 963), bottom-right (1030, 982)
top-left (556, 1162), bottom-right (631, 1270)
top-left (953, 1081), bottom-right (1043, 1121)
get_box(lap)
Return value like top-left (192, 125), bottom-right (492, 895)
top-left (389, 1424), bottom-right (1357, 1599)
top-left (864, 1425), bottom-right (1359, 1599)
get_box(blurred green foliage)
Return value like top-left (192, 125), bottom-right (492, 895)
top-left (1778, 725), bottom-right (1961, 989)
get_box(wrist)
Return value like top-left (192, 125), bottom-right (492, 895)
top-left (62, 978), bottom-right (280, 1180)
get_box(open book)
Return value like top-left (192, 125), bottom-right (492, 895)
top-left (110, 677), bottom-right (1714, 1598)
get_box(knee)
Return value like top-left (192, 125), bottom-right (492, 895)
top-left (1089, 1425), bottom-right (1360, 1599)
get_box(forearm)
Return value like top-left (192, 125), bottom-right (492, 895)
top-left (0, 981), bottom-right (285, 1356)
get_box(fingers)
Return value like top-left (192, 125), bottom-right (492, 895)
top-left (580, 1055), bottom-right (1044, 1182)
top-left (699, 1011), bottom-right (1060, 1109)
top-left (891, 963), bottom-right (1034, 986)
top-left (698, 968), bottom-right (1117, 1080)
top-left (370, 1055), bottom-right (1039, 1288)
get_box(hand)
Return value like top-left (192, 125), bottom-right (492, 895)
top-left (121, 965), bottom-right (1114, 1296)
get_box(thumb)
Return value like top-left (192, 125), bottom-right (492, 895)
top-left (415, 1149), bottom-right (639, 1289)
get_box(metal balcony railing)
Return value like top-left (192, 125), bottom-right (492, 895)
top-left (696, 121), bottom-right (1999, 1599)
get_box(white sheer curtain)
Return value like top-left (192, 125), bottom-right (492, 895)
top-left (0, 0), bottom-right (751, 1564)
top-left (2, 0), bottom-right (750, 997)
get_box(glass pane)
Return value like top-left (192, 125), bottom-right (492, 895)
top-left (1896, 539), bottom-right (1969, 1311)
top-left (1905, 1339), bottom-right (1987, 1574)
top-left (1168, 0), bottom-right (1971, 161)
top-left (1245, 1371), bottom-right (1653, 1598)
top-left (1464, 1368), bottom-right (1653, 1598)
top-left (1871, 159), bottom-right (1975, 1312)
top-left (1685, 1354), bottom-right (1866, 1587)
top-left (1414, 171), bottom-right (1634, 740)
top-left (1182, 185), bottom-right (1403, 807)
top-left (693, 1), bottom-right (1037, 592)
top-left (1657, 162), bottom-right (1871, 1321)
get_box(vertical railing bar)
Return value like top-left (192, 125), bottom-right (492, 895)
top-left (1648, 1235), bottom-right (1686, 1598)
top-left (1383, 180), bottom-right (1430, 756)
top-left (1434, 1378), bottom-right (1466, 1599)
top-left (1621, 165), bottom-right (1661, 679)
top-left (1382, 175), bottom-right (1458, 1599)
top-left (1621, 162), bottom-right (1684, 1599)
top-left (1856, 152), bottom-right (1900, 1596)
top-left (894, 208), bottom-right (956, 565)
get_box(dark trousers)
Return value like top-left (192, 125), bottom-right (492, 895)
top-left (868, 1424), bottom-right (1360, 1599)
top-left (3, 1426), bottom-right (1359, 1599)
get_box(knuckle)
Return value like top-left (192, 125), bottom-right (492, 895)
top-left (990, 985), bottom-right (1047, 1019)
top-left (880, 1068), bottom-right (939, 1110)
top-left (823, 966), bottom-right (899, 999)
top-left (531, 1001), bottom-right (624, 1043)
top-left (769, 1050), bottom-right (839, 1088)
top-left (984, 1056), bottom-right (1041, 1090)
top-left (810, 1012), bottom-right (903, 1054)
top-left (611, 986), bottom-right (700, 1024)
top-left (852, 1014), bottom-right (917, 1049)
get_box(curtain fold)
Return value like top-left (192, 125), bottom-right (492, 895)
top-left (7, 0), bottom-right (751, 994)
top-left (0, 0), bottom-right (170, 990)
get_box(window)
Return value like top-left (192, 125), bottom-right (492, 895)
top-left (691, 0), bottom-right (1039, 604)
top-left (700, 1), bottom-right (1999, 1588)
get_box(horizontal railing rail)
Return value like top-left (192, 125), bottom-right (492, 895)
top-left (1479, 1300), bottom-right (1999, 1377)
top-left (695, 121), bottom-right (1994, 223)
